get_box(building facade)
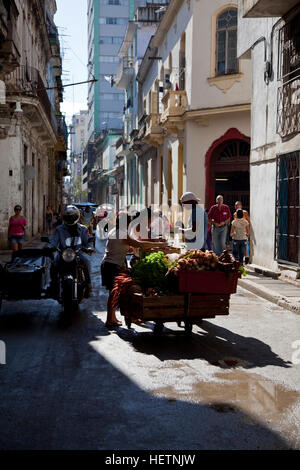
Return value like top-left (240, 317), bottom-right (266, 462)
top-left (87, 0), bottom-right (130, 141)
top-left (0, 0), bottom-right (67, 248)
top-left (88, 128), bottom-right (123, 204)
top-left (238, 0), bottom-right (300, 275)
top-left (69, 109), bottom-right (89, 199)
top-left (113, 0), bottom-right (169, 209)
top-left (122, 0), bottom-right (251, 225)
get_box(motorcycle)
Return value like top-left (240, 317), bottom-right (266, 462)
top-left (52, 246), bottom-right (91, 316)
top-left (42, 236), bottom-right (94, 317)
top-left (0, 238), bottom-right (94, 319)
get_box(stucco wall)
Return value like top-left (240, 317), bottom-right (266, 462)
top-left (250, 160), bottom-right (278, 270)
top-left (184, 111), bottom-right (251, 207)
top-left (0, 135), bottom-right (21, 248)
top-left (191, 0), bottom-right (251, 109)
top-left (237, 1), bottom-right (300, 270)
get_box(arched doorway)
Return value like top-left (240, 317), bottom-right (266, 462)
top-left (205, 128), bottom-right (250, 214)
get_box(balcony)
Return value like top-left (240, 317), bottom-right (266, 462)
top-left (0, 0), bottom-right (21, 75)
top-left (57, 114), bottom-right (68, 147)
top-left (160, 90), bottom-right (187, 133)
top-left (4, 65), bottom-right (63, 139)
top-left (114, 57), bottom-right (134, 89)
top-left (5, 65), bottom-right (53, 122)
top-left (144, 113), bottom-right (163, 146)
top-left (243, 0), bottom-right (300, 17)
top-left (134, 3), bottom-right (169, 22)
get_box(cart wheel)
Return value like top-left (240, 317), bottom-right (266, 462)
top-left (125, 317), bottom-right (132, 329)
top-left (153, 321), bottom-right (164, 336)
top-left (184, 321), bottom-right (193, 336)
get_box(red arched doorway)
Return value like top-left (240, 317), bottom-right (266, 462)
top-left (205, 128), bottom-right (250, 214)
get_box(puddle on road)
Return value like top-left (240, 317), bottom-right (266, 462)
top-left (152, 369), bottom-right (300, 423)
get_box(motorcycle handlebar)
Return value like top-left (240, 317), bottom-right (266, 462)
top-left (48, 246), bottom-right (94, 254)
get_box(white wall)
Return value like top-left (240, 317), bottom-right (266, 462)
top-left (237, 0), bottom-right (300, 270)
top-left (184, 111), bottom-right (251, 204)
top-left (250, 160), bottom-right (277, 270)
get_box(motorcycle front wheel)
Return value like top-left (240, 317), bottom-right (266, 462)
top-left (62, 278), bottom-right (78, 317)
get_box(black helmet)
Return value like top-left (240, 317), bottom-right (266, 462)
top-left (63, 205), bottom-right (80, 226)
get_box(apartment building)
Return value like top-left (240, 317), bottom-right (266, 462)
top-left (0, 0), bottom-right (67, 247)
top-left (238, 0), bottom-right (300, 274)
top-left (123, 0), bottom-right (251, 222)
top-left (87, 0), bottom-right (130, 141)
top-left (69, 109), bottom-right (89, 190)
top-left (113, 0), bottom-right (169, 209)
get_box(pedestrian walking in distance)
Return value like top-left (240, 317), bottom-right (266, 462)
top-left (230, 208), bottom-right (249, 264)
top-left (8, 205), bottom-right (27, 251)
top-left (233, 201), bottom-right (250, 264)
top-left (46, 206), bottom-right (53, 235)
top-left (208, 195), bottom-right (231, 256)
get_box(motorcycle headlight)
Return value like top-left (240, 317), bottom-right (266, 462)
top-left (62, 248), bottom-right (76, 263)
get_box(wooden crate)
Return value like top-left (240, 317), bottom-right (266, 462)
top-left (119, 292), bottom-right (230, 322)
top-left (178, 271), bottom-right (240, 294)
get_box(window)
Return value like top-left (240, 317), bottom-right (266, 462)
top-left (215, 8), bottom-right (238, 76)
top-left (99, 55), bottom-right (120, 63)
top-left (99, 36), bottom-right (123, 44)
top-left (112, 37), bottom-right (124, 44)
top-left (99, 0), bottom-right (129, 5)
top-left (99, 17), bottom-right (128, 25)
top-left (102, 112), bottom-right (122, 119)
top-left (100, 93), bottom-right (124, 100)
top-left (277, 12), bottom-right (300, 138)
top-left (275, 151), bottom-right (300, 265)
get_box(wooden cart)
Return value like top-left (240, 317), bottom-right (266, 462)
top-left (119, 271), bottom-right (240, 335)
top-left (120, 292), bottom-right (232, 335)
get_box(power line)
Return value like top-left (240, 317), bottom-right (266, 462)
top-left (45, 78), bottom-right (98, 91)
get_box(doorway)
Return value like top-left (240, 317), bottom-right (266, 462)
top-left (206, 131), bottom-right (250, 215)
top-left (215, 171), bottom-right (249, 215)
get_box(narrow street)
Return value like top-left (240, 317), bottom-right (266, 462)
top-left (0, 235), bottom-right (299, 450)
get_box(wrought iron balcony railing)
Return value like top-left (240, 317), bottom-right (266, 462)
top-left (56, 114), bottom-right (68, 145)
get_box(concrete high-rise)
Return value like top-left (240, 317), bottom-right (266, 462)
top-left (87, 0), bottom-right (132, 140)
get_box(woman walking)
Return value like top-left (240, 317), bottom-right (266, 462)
top-left (8, 205), bottom-right (27, 251)
top-left (101, 211), bottom-right (166, 328)
top-left (230, 208), bottom-right (249, 264)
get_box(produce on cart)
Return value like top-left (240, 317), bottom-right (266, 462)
top-left (114, 248), bottom-right (246, 335)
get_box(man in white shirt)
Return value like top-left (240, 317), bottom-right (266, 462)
top-left (176, 192), bottom-right (208, 251)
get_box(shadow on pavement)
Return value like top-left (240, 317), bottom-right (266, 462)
top-left (116, 320), bottom-right (292, 369)
top-left (0, 309), bottom-right (292, 450)
top-left (0, 242), bottom-right (294, 449)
